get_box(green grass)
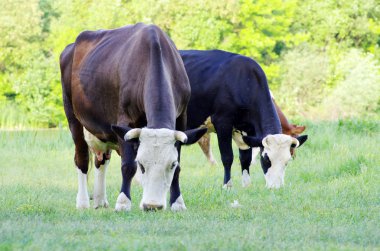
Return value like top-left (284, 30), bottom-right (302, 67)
top-left (0, 121), bottom-right (379, 250)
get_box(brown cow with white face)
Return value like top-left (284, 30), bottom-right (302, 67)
top-left (60, 23), bottom-right (206, 211)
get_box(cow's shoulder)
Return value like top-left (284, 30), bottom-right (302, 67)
top-left (222, 52), bottom-right (261, 73)
top-left (75, 29), bottom-right (107, 45)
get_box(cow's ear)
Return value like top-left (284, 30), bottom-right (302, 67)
top-left (179, 128), bottom-right (208, 145)
top-left (291, 125), bottom-right (306, 135)
top-left (296, 135), bottom-right (308, 147)
top-left (243, 136), bottom-right (263, 148)
top-left (111, 124), bottom-right (134, 141)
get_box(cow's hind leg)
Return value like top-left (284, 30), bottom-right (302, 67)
top-left (197, 133), bottom-right (217, 165)
top-left (93, 151), bottom-right (111, 208)
top-left (62, 90), bottom-right (90, 208)
top-left (239, 148), bottom-right (252, 187)
top-left (69, 122), bottom-right (90, 209)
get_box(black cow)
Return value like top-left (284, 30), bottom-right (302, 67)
top-left (60, 23), bottom-right (206, 211)
top-left (180, 50), bottom-right (308, 189)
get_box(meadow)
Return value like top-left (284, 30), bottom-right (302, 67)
top-left (0, 120), bottom-right (379, 250)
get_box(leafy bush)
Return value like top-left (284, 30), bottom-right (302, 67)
top-left (274, 44), bottom-right (331, 118)
top-left (321, 49), bottom-right (380, 119)
top-left (0, 0), bottom-right (379, 127)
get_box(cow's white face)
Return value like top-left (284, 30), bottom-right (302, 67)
top-left (128, 128), bottom-right (184, 210)
top-left (261, 134), bottom-right (299, 189)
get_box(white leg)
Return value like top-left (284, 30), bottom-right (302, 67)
top-left (171, 195), bottom-right (187, 211)
top-left (93, 160), bottom-right (109, 208)
top-left (251, 147), bottom-right (261, 165)
top-left (115, 192), bottom-right (132, 212)
top-left (222, 179), bottom-right (233, 189)
top-left (241, 169), bottom-right (251, 187)
top-left (76, 168), bottom-right (90, 209)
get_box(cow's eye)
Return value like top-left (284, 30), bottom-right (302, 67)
top-left (138, 161), bottom-right (145, 174)
top-left (171, 161), bottom-right (178, 170)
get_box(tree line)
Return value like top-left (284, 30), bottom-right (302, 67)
top-left (0, 0), bottom-right (379, 128)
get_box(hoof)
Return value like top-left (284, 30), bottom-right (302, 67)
top-left (241, 170), bottom-right (251, 188)
top-left (115, 192), bottom-right (131, 211)
top-left (171, 195), bottom-right (187, 211)
top-left (222, 180), bottom-right (233, 190)
top-left (94, 197), bottom-right (109, 209)
top-left (76, 196), bottom-right (90, 209)
top-left (210, 160), bottom-right (217, 166)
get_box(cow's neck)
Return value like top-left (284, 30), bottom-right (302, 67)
top-left (255, 91), bottom-right (282, 137)
top-left (143, 39), bottom-right (177, 130)
top-left (143, 80), bottom-right (176, 130)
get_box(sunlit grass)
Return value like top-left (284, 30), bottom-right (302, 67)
top-left (0, 121), bottom-right (379, 250)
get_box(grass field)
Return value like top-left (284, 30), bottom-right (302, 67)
top-left (0, 120), bottom-right (379, 250)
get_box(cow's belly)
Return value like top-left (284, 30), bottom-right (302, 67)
top-left (232, 130), bottom-right (250, 150)
top-left (200, 117), bottom-right (250, 150)
top-left (83, 127), bottom-right (119, 161)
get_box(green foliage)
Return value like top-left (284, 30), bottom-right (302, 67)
top-left (274, 44), bottom-right (331, 117)
top-left (0, 0), bottom-right (379, 128)
top-left (321, 49), bottom-right (380, 119)
top-left (292, 0), bottom-right (380, 50)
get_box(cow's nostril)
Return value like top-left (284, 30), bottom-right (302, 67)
top-left (143, 203), bottom-right (163, 211)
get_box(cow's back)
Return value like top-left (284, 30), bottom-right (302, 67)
top-left (181, 49), bottom-right (280, 136)
top-left (63, 23), bottom-right (189, 141)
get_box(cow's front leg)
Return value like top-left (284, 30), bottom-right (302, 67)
top-left (213, 118), bottom-right (234, 188)
top-left (170, 113), bottom-right (188, 211)
top-left (239, 148), bottom-right (252, 187)
top-left (115, 142), bottom-right (137, 212)
top-left (93, 152), bottom-right (111, 208)
top-left (170, 164), bottom-right (186, 211)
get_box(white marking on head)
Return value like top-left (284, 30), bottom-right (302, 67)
top-left (136, 128), bottom-right (179, 210)
top-left (262, 134), bottom-right (299, 189)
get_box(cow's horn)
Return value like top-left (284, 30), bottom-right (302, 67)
top-left (291, 137), bottom-right (299, 148)
top-left (125, 128), bottom-right (142, 141)
top-left (174, 131), bottom-right (188, 143)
